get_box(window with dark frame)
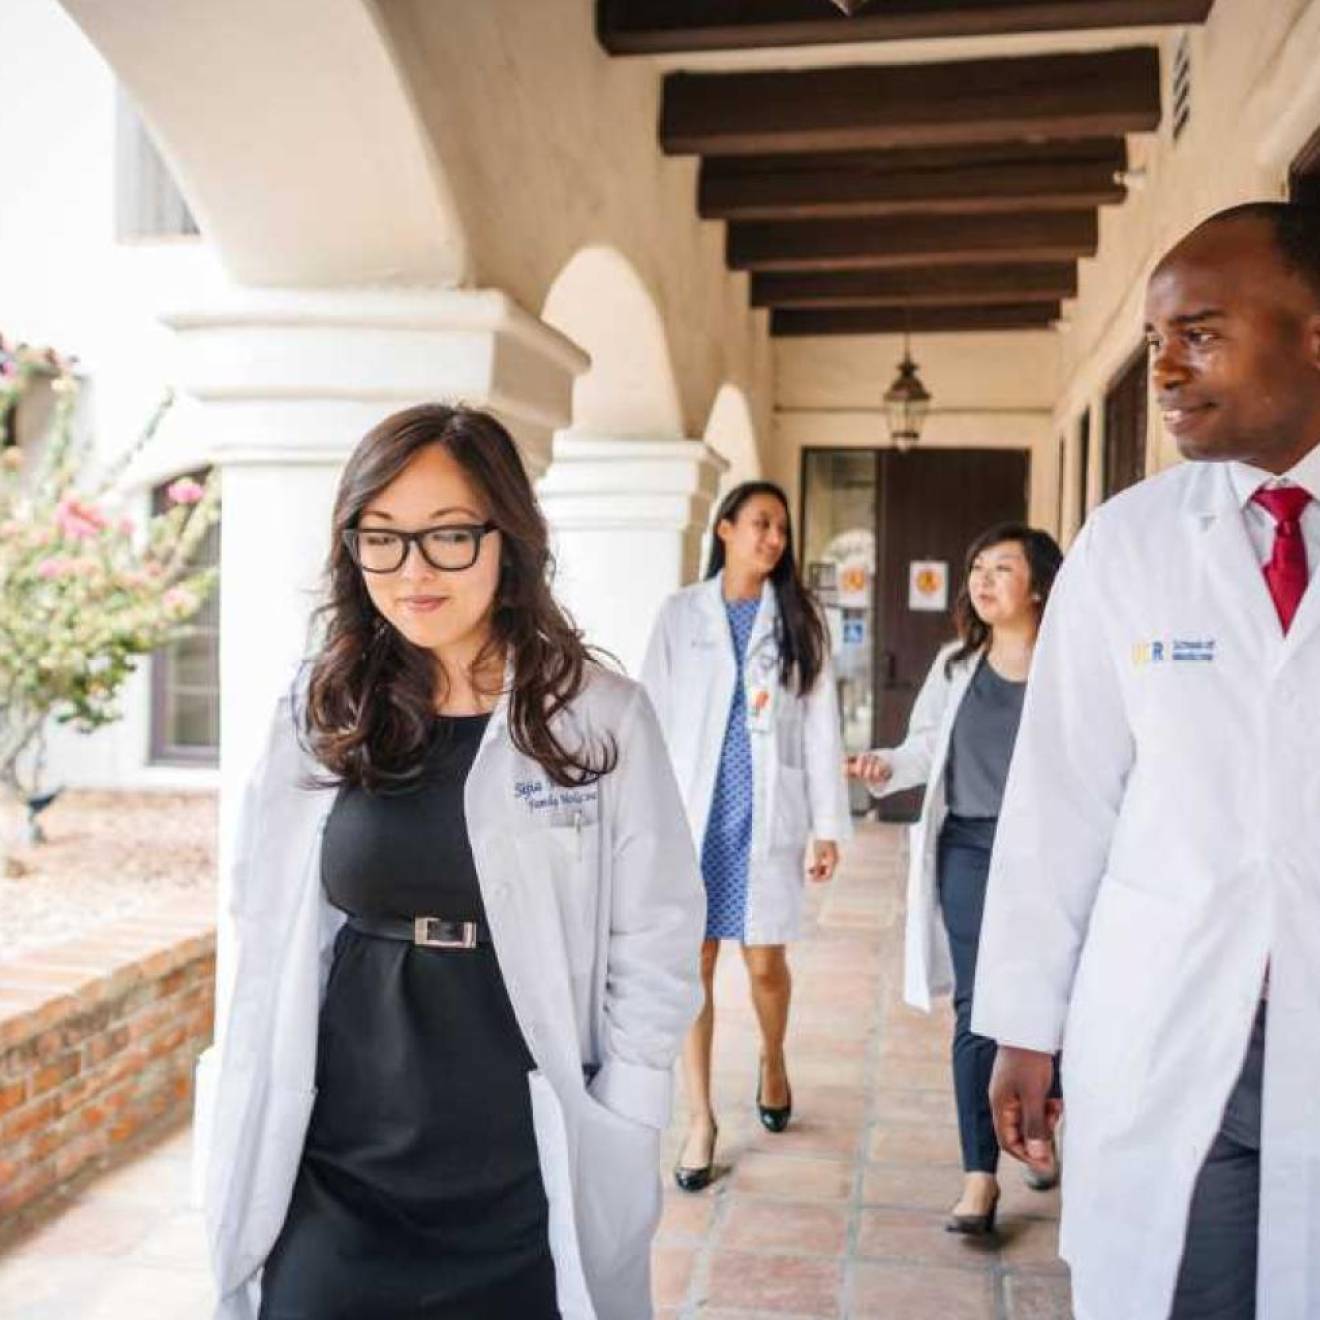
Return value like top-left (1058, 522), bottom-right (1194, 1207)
top-left (150, 471), bottom-right (219, 765)
top-left (1103, 348), bottom-right (1150, 501)
top-left (1289, 126), bottom-right (1320, 206)
top-left (1076, 408), bottom-right (1091, 527)
top-left (1055, 433), bottom-right (1067, 537)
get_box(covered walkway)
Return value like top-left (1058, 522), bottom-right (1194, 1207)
top-left (0, 820), bottom-right (1067, 1318)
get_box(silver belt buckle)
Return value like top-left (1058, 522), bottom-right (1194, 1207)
top-left (413, 917), bottom-right (477, 949)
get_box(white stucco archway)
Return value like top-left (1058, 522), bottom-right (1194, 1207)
top-left (541, 245), bottom-right (684, 439)
top-left (56, 0), bottom-right (469, 287)
top-left (703, 382), bottom-right (763, 499)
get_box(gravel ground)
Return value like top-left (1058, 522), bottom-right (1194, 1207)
top-left (0, 791), bottom-right (217, 963)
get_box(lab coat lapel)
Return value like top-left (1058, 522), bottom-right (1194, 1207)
top-left (1277, 559), bottom-right (1320, 666)
top-left (1188, 466), bottom-right (1284, 670)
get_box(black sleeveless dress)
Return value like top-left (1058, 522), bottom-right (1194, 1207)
top-left (258, 713), bottom-right (560, 1320)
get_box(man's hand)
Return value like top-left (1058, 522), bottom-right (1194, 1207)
top-left (989, 1046), bottom-right (1062, 1174)
top-left (807, 840), bottom-right (838, 883)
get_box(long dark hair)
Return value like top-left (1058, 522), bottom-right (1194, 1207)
top-left (304, 404), bottom-right (615, 791)
top-left (704, 481), bottom-right (829, 696)
top-left (945, 522), bottom-right (1063, 677)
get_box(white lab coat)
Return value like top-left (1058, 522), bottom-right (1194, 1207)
top-left (973, 461), bottom-right (1320, 1320)
top-left (640, 573), bottom-right (852, 945)
top-left (865, 641), bottom-right (979, 1012)
top-left (192, 663), bottom-right (705, 1320)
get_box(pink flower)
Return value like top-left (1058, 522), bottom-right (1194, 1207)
top-left (55, 495), bottom-right (108, 542)
top-left (37, 556), bottom-right (73, 580)
top-left (118, 516), bottom-right (134, 536)
top-left (166, 477), bottom-right (205, 506)
top-left (162, 586), bottom-right (199, 616)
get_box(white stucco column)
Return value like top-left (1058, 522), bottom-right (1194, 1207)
top-left (537, 434), bottom-right (727, 676)
top-left (164, 286), bottom-right (586, 993)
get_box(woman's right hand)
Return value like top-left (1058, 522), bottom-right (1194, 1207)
top-left (846, 751), bottom-right (893, 788)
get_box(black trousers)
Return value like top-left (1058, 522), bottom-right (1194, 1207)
top-left (936, 814), bottom-right (1001, 1174)
top-left (1168, 1004), bottom-right (1265, 1320)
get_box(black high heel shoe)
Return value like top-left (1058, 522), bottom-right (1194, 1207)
top-left (945, 1188), bottom-right (1000, 1236)
top-left (756, 1060), bottom-right (792, 1133)
top-left (673, 1122), bottom-right (718, 1193)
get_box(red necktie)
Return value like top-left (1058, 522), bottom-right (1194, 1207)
top-left (1251, 486), bottom-right (1312, 633)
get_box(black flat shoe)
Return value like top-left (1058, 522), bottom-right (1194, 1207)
top-left (673, 1123), bottom-right (718, 1193)
top-left (945, 1191), bottom-right (1000, 1236)
top-left (756, 1061), bottom-right (792, 1133)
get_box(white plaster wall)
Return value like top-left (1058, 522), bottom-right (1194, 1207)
top-left (379, 0), bottom-right (773, 446)
top-left (1053, 0), bottom-right (1320, 515)
top-left (771, 330), bottom-right (1062, 532)
top-left (1, 0), bottom-right (234, 790)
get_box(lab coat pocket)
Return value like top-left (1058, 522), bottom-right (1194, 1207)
top-left (771, 765), bottom-right (809, 852)
top-left (1062, 876), bottom-right (1189, 1130)
top-left (229, 1083), bottom-right (317, 1290)
top-left (575, 1089), bottom-right (662, 1300)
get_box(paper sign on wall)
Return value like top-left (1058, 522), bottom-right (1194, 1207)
top-left (836, 559), bottom-right (870, 609)
top-left (908, 560), bottom-right (949, 612)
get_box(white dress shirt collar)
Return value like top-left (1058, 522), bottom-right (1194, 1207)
top-left (1228, 441), bottom-right (1320, 510)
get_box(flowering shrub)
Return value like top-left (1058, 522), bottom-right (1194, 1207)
top-left (0, 335), bottom-right (220, 800)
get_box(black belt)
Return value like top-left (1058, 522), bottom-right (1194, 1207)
top-left (345, 912), bottom-right (492, 949)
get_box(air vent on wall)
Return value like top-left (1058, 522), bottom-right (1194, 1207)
top-left (1171, 33), bottom-right (1192, 142)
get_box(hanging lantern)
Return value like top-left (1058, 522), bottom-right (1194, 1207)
top-left (882, 332), bottom-right (932, 452)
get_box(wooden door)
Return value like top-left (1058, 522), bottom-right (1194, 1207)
top-left (872, 448), bottom-right (1029, 822)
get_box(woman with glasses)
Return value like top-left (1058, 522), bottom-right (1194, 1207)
top-left (193, 404), bottom-right (704, 1320)
top-left (849, 523), bottom-right (1062, 1236)
top-left (641, 481), bottom-right (851, 1193)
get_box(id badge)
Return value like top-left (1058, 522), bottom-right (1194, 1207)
top-left (746, 682), bottom-right (775, 732)
top-left (745, 648), bottom-right (778, 732)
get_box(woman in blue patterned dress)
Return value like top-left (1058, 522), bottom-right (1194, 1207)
top-left (642, 482), bottom-right (852, 1192)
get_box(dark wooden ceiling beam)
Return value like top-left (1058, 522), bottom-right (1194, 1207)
top-left (600, 1), bottom-right (1215, 55)
top-left (704, 136), bottom-right (1127, 180)
top-left (770, 304), bottom-right (1062, 336)
top-left (662, 48), bottom-right (1161, 156)
top-left (729, 210), bottom-right (1097, 271)
top-left (751, 263), bottom-right (1078, 308)
top-left (701, 158), bottom-right (1124, 220)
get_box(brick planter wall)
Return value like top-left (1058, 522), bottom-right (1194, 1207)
top-left (0, 893), bottom-right (214, 1239)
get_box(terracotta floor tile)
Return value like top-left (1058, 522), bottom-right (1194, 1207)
top-left (706, 1249), bottom-right (842, 1315)
top-left (849, 1261), bottom-right (996, 1319)
top-left (739, 1117), bottom-right (863, 1160)
top-left (81, 1263), bottom-right (215, 1320)
top-left (997, 1214), bottom-right (1065, 1269)
top-left (8, 1197), bottom-right (159, 1259)
top-left (856, 1207), bottom-right (998, 1269)
top-left (868, 1124), bottom-right (964, 1165)
top-left (876, 1057), bottom-right (952, 1091)
top-left (656, 1188), bottom-right (717, 1241)
top-left (650, 1244), bottom-right (697, 1309)
top-left (998, 1172), bottom-right (1063, 1223)
top-left (1003, 1268), bottom-right (1075, 1319)
top-left (731, 1152), bottom-right (854, 1202)
top-left (719, 1197), bottom-right (849, 1257)
top-left (862, 1162), bottom-right (966, 1211)
top-left (870, 1086), bottom-right (959, 1127)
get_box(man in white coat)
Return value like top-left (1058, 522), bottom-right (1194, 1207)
top-left (973, 202), bottom-right (1320, 1320)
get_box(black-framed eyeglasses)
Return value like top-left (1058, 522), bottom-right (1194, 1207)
top-left (342, 521), bottom-right (498, 574)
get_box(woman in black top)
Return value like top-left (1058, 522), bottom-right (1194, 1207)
top-left (239, 404), bottom-right (704, 1319)
top-left (849, 523), bottom-right (1062, 1236)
